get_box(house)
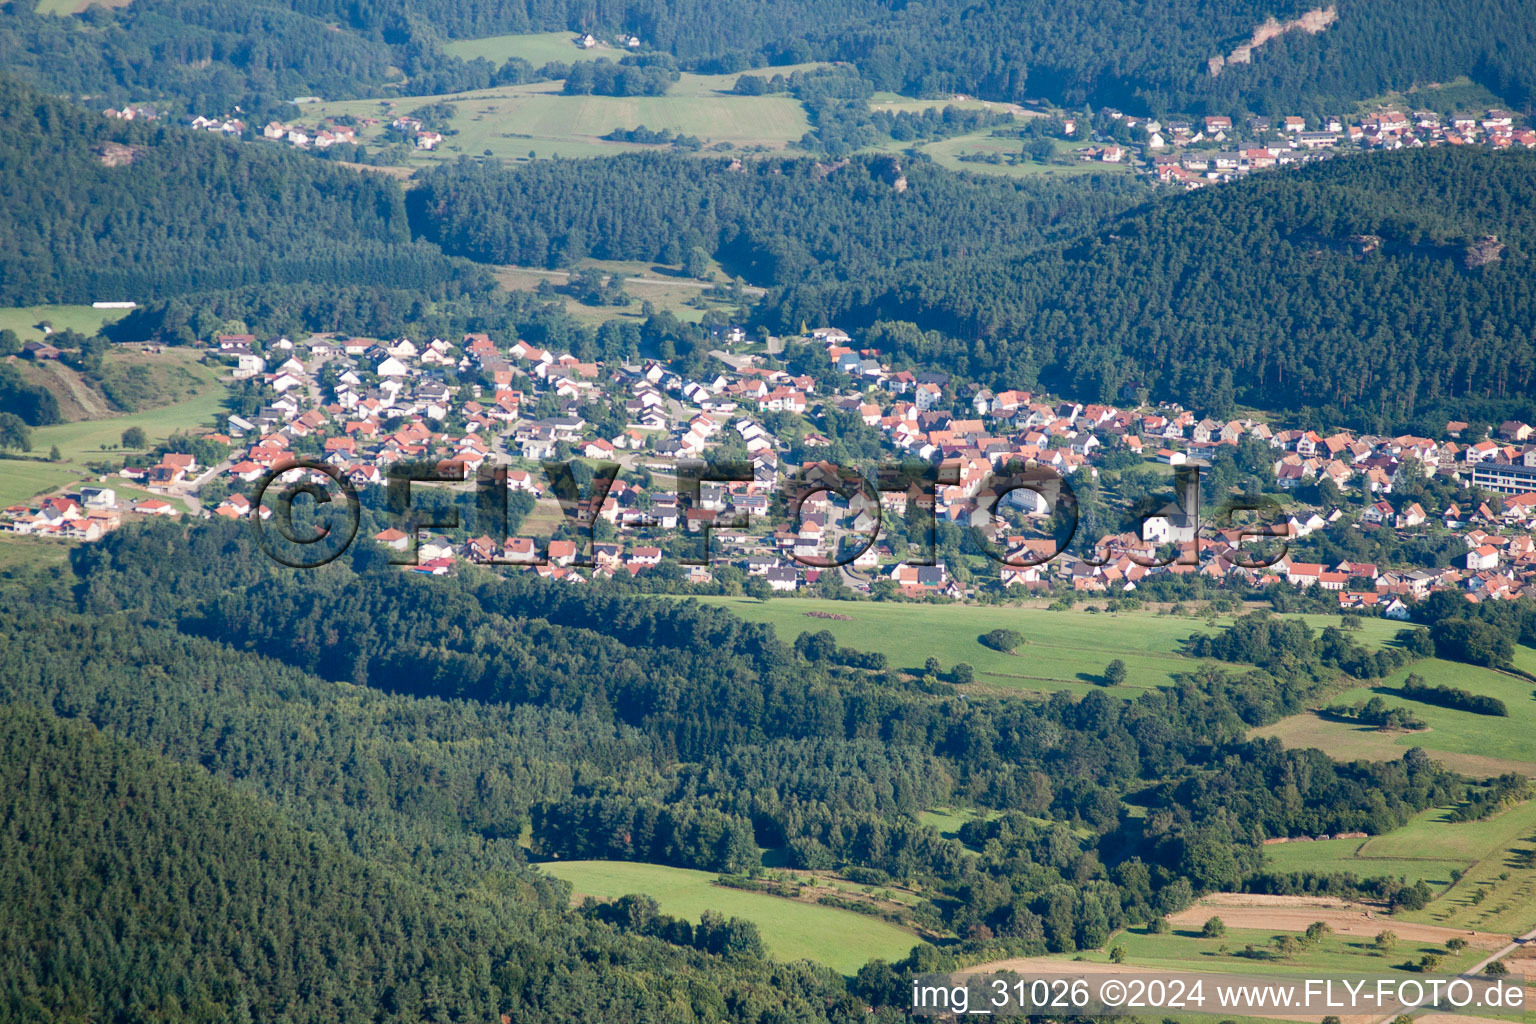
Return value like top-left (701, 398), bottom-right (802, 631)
top-left (374, 528), bottom-right (409, 552)
top-left (762, 567), bottom-right (799, 591)
top-left (1466, 545), bottom-right (1499, 570)
top-left (80, 486), bottom-right (116, 508)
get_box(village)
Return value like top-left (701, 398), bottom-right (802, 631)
top-left (1087, 105), bottom-right (1536, 186)
top-left (8, 321), bottom-right (1536, 612)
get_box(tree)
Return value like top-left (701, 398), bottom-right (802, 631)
top-left (1109, 945), bottom-right (1127, 963)
top-left (0, 412), bottom-right (33, 452)
top-left (0, 329), bottom-right (19, 356)
top-left (1484, 960), bottom-right (1508, 976)
top-left (122, 426), bottom-right (148, 449)
top-left (684, 246), bottom-right (710, 280)
top-left (1445, 937), bottom-right (1467, 952)
top-left (1103, 659), bottom-right (1127, 686)
top-left (979, 628), bottom-right (1025, 653)
top-left (49, 445), bottom-right (61, 461)
top-left (1201, 916), bottom-right (1226, 938)
top-left (1374, 930), bottom-right (1397, 951)
top-left (1304, 921), bottom-right (1332, 944)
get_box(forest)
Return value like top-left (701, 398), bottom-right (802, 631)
top-left (409, 145), bottom-right (1536, 427)
top-left (408, 151), bottom-right (1141, 291)
top-left (0, 78), bottom-right (468, 307)
top-left (4, 0), bottom-right (1535, 119)
top-left (765, 146), bottom-right (1536, 427)
top-left (2, 482), bottom-right (1525, 1016)
top-left (23, 524), bottom-right (1473, 936)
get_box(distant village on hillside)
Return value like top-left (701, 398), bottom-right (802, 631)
top-left (1078, 106), bottom-right (1535, 185)
top-left (9, 323), bottom-right (1536, 611)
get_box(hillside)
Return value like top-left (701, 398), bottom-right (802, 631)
top-left (0, 77), bottom-right (467, 307)
top-left (3, 0), bottom-right (1534, 117)
top-left (766, 146), bottom-right (1536, 429)
top-left (0, 663), bottom-right (865, 1023)
top-left (0, 702), bottom-right (535, 1023)
top-left (409, 151), bottom-right (1144, 288)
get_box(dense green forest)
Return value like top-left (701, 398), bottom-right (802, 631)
top-left (3, 0), bottom-right (1535, 116)
top-left (54, 527), bottom-right (1471, 906)
top-left (766, 147), bottom-right (1536, 425)
top-left (0, 503), bottom-right (1513, 1015)
top-left (0, 703), bottom-right (862, 1024)
top-left (409, 151), bottom-right (1142, 288)
top-left (0, 78), bottom-right (468, 306)
top-left (408, 146), bottom-right (1536, 426)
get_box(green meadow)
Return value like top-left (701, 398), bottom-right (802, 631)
top-left (1070, 922), bottom-right (1483, 978)
top-left (539, 860), bottom-right (921, 973)
top-left (920, 132), bottom-right (1124, 179)
top-left (442, 31), bottom-right (625, 66)
top-left (693, 597), bottom-right (1255, 695)
top-left (1260, 799), bottom-right (1536, 936)
top-left (1367, 801), bottom-right (1536, 934)
top-left (310, 69), bottom-right (815, 163)
top-left (32, 389), bottom-right (228, 468)
top-left (1254, 656), bottom-right (1536, 777)
top-left (0, 459), bottom-right (80, 508)
top-left (0, 304), bottom-right (130, 342)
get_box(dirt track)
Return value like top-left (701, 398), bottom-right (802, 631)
top-left (1167, 893), bottom-right (1506, 950)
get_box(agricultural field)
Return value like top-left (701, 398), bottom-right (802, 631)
top-left (920, 132), bottom-right (1127, 179)
top-left (1253, 657), bottom-right (1536, 777)
top-left (538, 860), bottom-right (922, 973)
top-left (1264, 838), bottom-right (1465, 888)
top-left (0, 531), bottom-right (73, 570)
top-left (31, 388), bottom-right (227, 469)
top-left (34, 0), bottom-right (130, 14)
top-left (0, 459), bottom-right (81, 508)
top-left (492, 258), bottom-right (756, 326)
top-left (0, 304), bottom-right (131, 342)
top-left (1071, 921), bottom-right (1486, 978)
top-left (309, 71), bottom-right (813, 163)
top-left (1260, 800), bottom-right (1536, 937)
top-left (442, 31), bottom-right (626, 66)
top-left (1366, 801), bottom-right (1536, 935)
top-left (691, 597), bottom-right (1250, 696)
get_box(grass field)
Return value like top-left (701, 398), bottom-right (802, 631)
top-left (12, 347), bottom-right (224, 422)
top-left (0, 459), bottom-right (81, 508)
top-left (1258, 800), bottom-right (1536, 937)
top-left (492, 258), bottom-right (754, 326)
top-left (538, 860), bottom-right (921, 972)
top-left (0, 532), bottom-right (74, 570)
top-left (311, 71), bottom-right (813, 162)
top-left (1071, 922), bottom-right (1483, 979)
top-left (920, 132), bottom-right (1129, 179)
top-left (0, 305), bottom-right (131, 343)
top-left (442, 31), bottom-right (626, 66)
top-left (1264, 838), bottom-right (1464, 887)
top-left (1253, 657), bottom-right (1536, 777)
top-left (32, 388), bottom-right (227, 469)
top-left (691, 597), bottom-right (1252, 696)
top-left (1367, 801), bottom-right (1536, 934)
top-left (34, 0), bottom-right (131, 14)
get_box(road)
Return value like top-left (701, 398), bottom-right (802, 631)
top-left (1367, 924), bottom-right (1536, 1024)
